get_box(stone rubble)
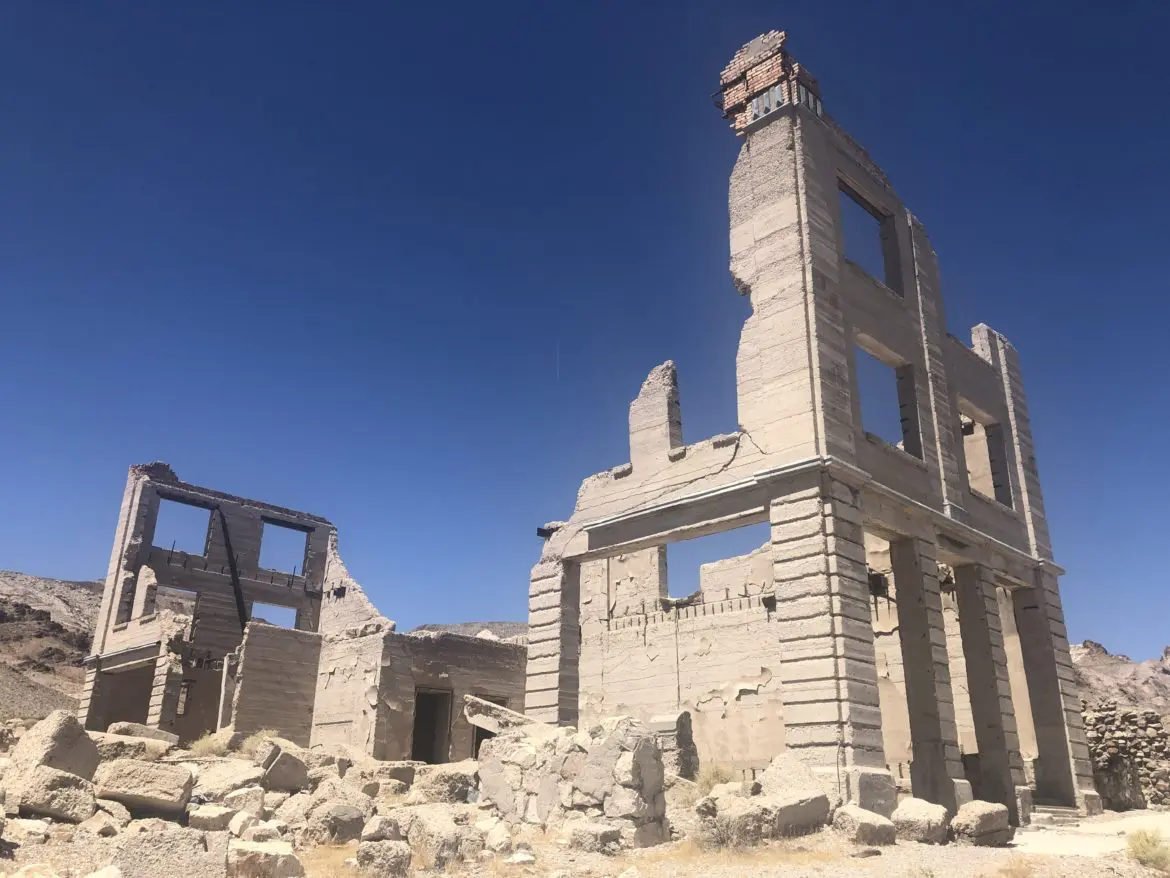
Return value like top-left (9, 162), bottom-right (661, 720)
top-left (1083, 699), bottom-right (1170, 809)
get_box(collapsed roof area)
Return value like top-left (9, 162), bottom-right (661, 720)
top-left (81, 462), bottom-right (525, 764)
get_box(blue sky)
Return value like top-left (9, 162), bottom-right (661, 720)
top-left (1, 2), bottom-right (1166, 659)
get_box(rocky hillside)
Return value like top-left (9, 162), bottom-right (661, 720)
top-left (1072, 640), bottom-right (1170, 715)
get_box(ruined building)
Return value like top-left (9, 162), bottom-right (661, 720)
top-left (80, 462), bottom-right (525, 762)
top-left (526, 31), bottom-right (1098, 822)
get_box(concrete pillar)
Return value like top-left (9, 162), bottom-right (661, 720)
top-left (524, 558), bottom-right (581, 725)
top-left (77, 666), bottom-right (106, 732)
top-left (146, 649), bottom-right (184, 735)
top-left (998, 586), bottom-right (1038, 763)
top-left (889, 537), bottom-right (969, 811)
top-left (771, 476), bottom-right (895, 815)
top-left (953, 564), bottom-right (1026, 823)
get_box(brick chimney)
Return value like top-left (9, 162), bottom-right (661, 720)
top-left (718, 31), bottom-right (824, 134)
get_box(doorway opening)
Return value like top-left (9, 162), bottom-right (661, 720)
top-left (411, 689), bottom-right (452, 764)
top-left (472, 695), bottom-right (508, 757)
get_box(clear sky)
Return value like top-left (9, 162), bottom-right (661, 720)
top-left (2, 2), bottom-right (1166, 658)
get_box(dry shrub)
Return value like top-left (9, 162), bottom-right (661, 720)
top-left (188, 731), bottom-right (230, 757)
top-left (641, 834), bottom-right (842, 869)
top-left (997, 857), bottom-right (1035, 878)
top-left (1128, 829), bottom-right (1170, 872)
top-left (695, 764), bottom-right (735, 795)
top-left (300, 842), bottom-right (357, 878)
top-left (238, 728), bottom-right (280, 758)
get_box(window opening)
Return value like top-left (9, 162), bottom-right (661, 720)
top-left (153, 499), bottom-right (211, 556)
top-left (855, 346), bottom-right (921, 457)
top-left (258, 520), bottom-right (309, 574)
top-left (838, 183), bottom-right (902, 293)
top-left (664, 522), bottom-right (773, 602)
top-left (248, 602), bottom-right (298, 628)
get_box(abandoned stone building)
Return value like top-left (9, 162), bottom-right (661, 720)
top-left (79, 462), bottom-right (526, 763)
top-left (526, 31), bottom-right (1098, 823)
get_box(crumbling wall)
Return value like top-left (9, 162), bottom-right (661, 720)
top-left (697, 543), bottom-right (772, 602)
top-left (318, 532), bottom-right (395, 633)
top-left (311, 624), bottom-right (389, 754)
top-left (231, 622), bottom-right (322, 746)
top-left (579, 598), bottom-right (784, 776)
top-left (1084, 701), bottom-right (1170, 809)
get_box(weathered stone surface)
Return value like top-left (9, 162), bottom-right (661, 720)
top-left (227, 839), bottom-right (305, 877)
top-left (192, 761), bottom-right (265, 800)
top-left (272, 792), bottom-right (312, 825)
top-left (189, 803), bottom-right (238, 831)
top-left (891, 796), bottom-right (949, 844)
top-left (262, 751), bottom-right (309, 794)
top-left (112, 826), bottom-right (230, 878)
top-left (301, 801), bottom-right (364, 845)
top-left (97, 798), bottom-right (132, 826)
top-left (361, 814), bottom-right (402, 842)
top-left (90, 733), bottom-right (175, 762)
top-left (696, 789), bottom-right (830, 848)
top-left (758, 753), bottom-right (840, 807)
top-left (394, 803), bottom-right (485, 868)
top-left (94, 759), bottom-right (194, 815)
top-left (18, 764), bottom-right (97, 823)
top-left (350, 760), bottom-right (418, 788)
top-left (832, 804), bottom-right (895, 845)
top-left (307, 776), bottom-right (374, 818)
top-left (3, 710), bottom-right (100, 804)
top-left (83, 868), bottom-right (124, 878)
top-left (354, 840), bottom-right (412, 876)
top-left (229, 810), bottom-right (258, 837)
top-left (567, 821), bottom-right (621, 852)
top-left (106, 723), bottom-right (179, 745)
top-left (242, 820), bottom-right (287, 843)
top-left (412, 760), bottom-right (477, 803)
top-left (77, 809), bottom-right (122, 838)
top-left (951, 800), bottom-right (1014, 846)
top-left (223, 785), bottom-right (266, 816)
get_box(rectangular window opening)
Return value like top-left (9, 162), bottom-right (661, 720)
top-left (855, 345), bottom-right (922, 458)
top-left (664, 522), bottom-right (774, 602)
top-left (958, 405), bottom-right (1013, 508)
top-left (153, 499), bottom-right (212, 556)
top-left (248, 602), bottom-right (298, 629)
top-left (259, 520), bottom-right (310, 574)
top-left (838, 183), bottom-right (901, 294)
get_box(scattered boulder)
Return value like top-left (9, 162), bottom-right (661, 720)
top-left (263, 791), bottom-right (289, 813)
top-left (951, 800), bottom-right (1014, 846)
top-left (696, 790), bottom-right (830, 848)
top-left (833, 804), bottom-right (896, 845)
top-left (892, 797), bottom-right (949, 844)
top-left (106, 723), bottom-right (179, 744)
top-left (253, 738), bottom-right (310, 793)
top-left (354, 839), bottom-right (412, 876)
top-left (223, 784), bottom-right (266, 816)
top-left (758, 752), bottom-right (838, 807)
top-left (307, 776), bottom-right (374, 818)
top-left (566, 821), bottom-right (621, 853)
top-left (77, 809), bottom-right (121, 838)
top-left (227, 839), bottom-right (305, 877)
top-left (97, 798), bottom-right (132, 826)
top-left (18, 764), bottom-right (97, 823)
top-left (242, 820), bottom-right (287, 843)
top-left (3, 710), bottom-right (100, 803)
top-left (394, 803), bottom-right (485, 868)
top-left (191, 760), bottom-right (265, 801)
top-left (361, 814), bottom-right (402, 842)
top-left (301, 801), bottom-right (365, 845)
top-left (90, 732), bottom-right (174, 762)
top-left (411, 760), bottom-right (478, 803)
top-left (112, 825), bottom-right (230, 878)
top-left (188, 803), bottom-right (238, 831)
top-left (229, 810), bottom-right (258, 837)
top-left (272, 792), bottom-right (312, 825)
top-left (94, 759), bottom-right (193, 815)
top-left (5, 817), bottom-right (51, 844)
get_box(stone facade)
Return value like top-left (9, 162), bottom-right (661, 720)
top-left (525, 30), bottom-right (1096, 820)
top-left (80, 463), bottom-right (526, 765)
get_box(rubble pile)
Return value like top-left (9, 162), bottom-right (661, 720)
top-left (1083, 699), bottom-right (1170, 809)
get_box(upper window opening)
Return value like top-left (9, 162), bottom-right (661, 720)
top-left (249, 602), bottom-right (298, 628)
top-left (958, 406), bottom-right (1014, 508)
top-left (153, 499), bottom-right (211, 556)
top-left (838, 184), bottom-right (902, 294)
top-left (855, 345), bottom-right (922, 459)
top-left (665, 522), bottom-right (773, 601)
top-left (259, 520), bottom-right (309, 574)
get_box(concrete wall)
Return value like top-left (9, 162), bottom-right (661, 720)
top-left (312, 627), bottom-right (388, 754)
top-left (231, 623), bottom-right (322, 746)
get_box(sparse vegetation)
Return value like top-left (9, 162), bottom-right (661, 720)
top-left (996, 857), bottom-right (1035, 878)
top-left (239, 727), bottom-right (279, 758)
top-left (1128, 828), bottom-right (1170, 872)
top-left (695, 763), bottom-right (735, 795)
top-left (300, 842), bottom-right (357, 878)
top-left (188, 730), bottom-right (230, 757)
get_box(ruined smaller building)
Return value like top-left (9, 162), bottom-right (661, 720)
top-left (80, 462), bottom-right (526, 763)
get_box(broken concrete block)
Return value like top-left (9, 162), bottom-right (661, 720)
top-left (832, 804), bottom-right (896, 845)
top-left (263, 790), bottom-right (289, 813)
top-left (90, 733), bottom-right (175, 763)
top-left (354, 840), bottom-right (412, 876)
top-left (757, 752), bottom-right (839, 807)
top-left (360, 814), bottom-right (402, 842)
top-left (951, 800), bottom-right (1014, 846)
top-left (394, 803), bottom-right (485, 868)
top-left (5, 817), bottom-right (50, 844)
top-left (483, 820), bottom-right (512, 852)
top-left (3, 710), bottom-right (100, 804)
top-left (301, 801), bottom-right (364, 845)
top-left (412, 760), bottom-right (477, 803)
top-left (77, 809), bottom-right (121, 838)
top-left (18, 764), bottom-right (97, 823)
top-left (105, 723), bottom-right (179, 745)
top-left (192, 760), bottom-right (265, 801)
top-left (97, 798), bottom-right (132, 826)
top-left (229, 810), bottom-right (258, 837)
top-left (112, 826), bottom-right (229, 878)
top-left (227, 839), bottom-right (305, 877)
top-left (566, 821), bottom-right (621, 852)
top-left (242, 819), bottom-right (287, 842)
top-left (93, 759), bottom-right (194, 815)
top-left (272, 792), bottom-right (312, 825)
top-left (891, 796), bottom-right (949, 844)
top-left (262, 750), bottom-right (309, 793)
top-left (188, 803), bottom-right (237, 831)
top-left (224, 784), bottom-right (267, 816)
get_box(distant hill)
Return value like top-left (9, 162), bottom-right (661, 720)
top-left (1072, 640), bottom-right (1170, 716)
top-left (410, 621), bottom-right (528, 642)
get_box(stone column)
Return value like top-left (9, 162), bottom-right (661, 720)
top-left (889, 536), bottom-right (969, 810)
top-left (524, 557), bottom-right (581, 725)
top-left (771, 475), bottom-right (895, 815)
top-left (78, 666), bottom-right (107, 732)
top-left (146, 648), bottom-right (184, 735)
top-left (953, 564), bottom-right (1027, 823)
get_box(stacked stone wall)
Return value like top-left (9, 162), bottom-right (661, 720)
top-left (1083, 700), bottom-right (1170, 809)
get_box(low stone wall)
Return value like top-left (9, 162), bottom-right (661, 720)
top-left (1083, 700), bottom-right (1170, 808)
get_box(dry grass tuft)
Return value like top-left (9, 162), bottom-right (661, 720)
top-left (1128, 828), bottom-right (1170, 872)
top-left (695, 764), bottom-right (735, 796)
top-left (300, 842), bottom-right (358, 878)
top-left (996, 857), bottom-right (1036, 878)
top-left (188, 731), bottom-right (230, 757)
top-left (640, 834), bottom-right (843, 869)
top-left (238, 728), bottom-right (280, 758)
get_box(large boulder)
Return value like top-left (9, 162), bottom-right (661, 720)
top-left (3, 710), bottom-right (100, 803)
top-left (832, 804), bottom-right (896, 845)
top-left (411, 760), bottom-right (478, 803)
top-left (757, 752), bottom-right (838, 807)
top-left (90, 733), bottom-right (174, 763)
top-left (301, 801), bottom-right (365, 845)
top-left (112, 826), bottom-right (230, 878)
top-left (361, 815), bottom-right (402, 842)
top-left (307, 776), bottom-right (375, 818)
top-left (188, 803), bottom-right (237, 831)
top-left (77, 809), bottom-right (121, 838)
top-left (272, 792), bottom-right (312, 826)
top-left (355, 840), bottom-right (412, 876)
top-left (566, 821), bottom-right (622, 853)
top-left (226, 839), bottom-right (305, 877)
top-left (394, 803), bottom-right (485, 868)
top-left (106, 723), bottom-right (179, 745)
top-left (696, 790), bottom-right (830, 848)
top-left (223, 785), bottom-right (266, 817)
top-left (951, 800), bottom-right (1013, 846)
top-left (94, 759), bottom-right (194, 815)
top-left (18, 765), bottom-right (97, 823)
top-left (891, 796), bottom-right (949, 844)
top-left (191, 760), bottom-right (265, 801)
